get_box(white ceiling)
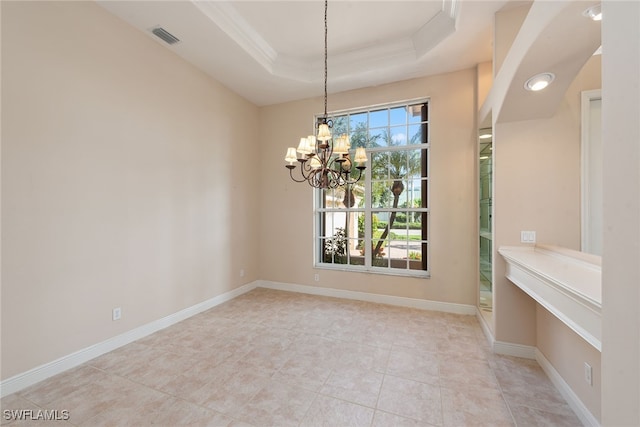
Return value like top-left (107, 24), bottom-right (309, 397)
top-left (98, 0), bottom-right (514, 106)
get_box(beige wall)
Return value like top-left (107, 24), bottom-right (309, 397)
top-left (492, 51), bottom-right (602, 420)
top-left (537, 305), bottom-right (602, 420)
top-left (477, 61), bottom-right (493, 113)
top-left (494, 3), bottom-right (532, 77)
top-left (493, 53), bottom-right (601, 346)
top-left (259, 69), bottom-right (478, 304)
top-left (532, 57), bottom-right (602, 420)
top-left (600, 1), bottom-right (640, 424)
top-left (1, 1), bottom-right (260, 379)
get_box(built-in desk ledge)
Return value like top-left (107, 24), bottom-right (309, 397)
top-left (499, 245), bottom-right (602, 351)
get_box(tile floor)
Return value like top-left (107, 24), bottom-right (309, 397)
top-left (1, 288), bottom-right (583, 426)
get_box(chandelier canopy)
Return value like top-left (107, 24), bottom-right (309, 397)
top-left (284, 0), bottom-right (367, 189)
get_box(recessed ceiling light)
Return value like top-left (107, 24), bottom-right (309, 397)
top-left (524, 73), bottom-right (555, 91)
top-left (479, 133), bottom-right (492, 140)
top-left (583, 4), bottom-right (602, 21)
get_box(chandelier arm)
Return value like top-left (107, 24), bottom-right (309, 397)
top-left (299, 159), bottom-right (312, 175)
top-left (308, 168), bottom-right (327, 188)
top-left (306, 171), bottom-right (319, 187)
top-left (325, 154), bottom-right (339, 170)
top-left (340, 167), bottom-right (366, 186)
top-left (288, 166), bottom-right (311, 183)
top-left (327, 169), bottom-right (343, 188)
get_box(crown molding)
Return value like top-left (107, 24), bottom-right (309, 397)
top-left (193, 0), bottom-right (458, 83)
top-left (412, 0), bottom-right (458, 58)
top-left (192, 1), bottom-right (277, 73)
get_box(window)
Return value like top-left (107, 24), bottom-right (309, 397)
top-left (315, 100), bottom-right (429, 276)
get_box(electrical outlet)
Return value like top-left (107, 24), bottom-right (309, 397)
top-left (584, 362), bottom-right (593, 386)
top-left (240, 268), bottom-right (245, 277)
top-left (314, 273), bottom-right (320, 282)
top-left (112, 307), bottom-right (122, 321)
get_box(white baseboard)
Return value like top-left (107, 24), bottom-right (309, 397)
top-left (474, 310), bottom-right (598, 425)
top-left (493, 340), bottom-right (537, 359)
top-left (475, 309), bottom-right (537, 361)
top-left (257, 280), bottom-right (477, 315)
top-left (0, 282), bottom-right (258, 398)
top-left (536, 349), bottom-right (600, 427)
top-left (476, 307), bottom-right (496, 347)
top-left (2, 279), bottom-right (598, 427)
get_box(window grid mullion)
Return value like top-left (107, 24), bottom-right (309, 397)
top-left (314, 100), bottom-right (429, 276)
top-left (364, 149), bottom-right (372, 269)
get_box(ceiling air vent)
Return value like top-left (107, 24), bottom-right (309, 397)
top-left (150, 26), bottom-right (180, 45)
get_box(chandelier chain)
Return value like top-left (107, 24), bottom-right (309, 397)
top-left (324, 0), bottom-right (328, 119)
top-left (283, 0), bottom-right (367, 189)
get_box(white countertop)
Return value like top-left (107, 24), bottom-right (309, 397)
top-left (499, 244), bottom-right (602, 351)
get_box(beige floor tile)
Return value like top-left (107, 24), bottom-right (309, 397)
top-left (386, 347), bottom-right (439, 386)
top-left (256, 310), bottom-right (305, 330)
top-left (78, 380), bottom-right (170, 426)
top-left (437, 334), bottom-right (489, 361)
top-left (190, 364), bottom-right (271, 415)
top-left (329, 317), bottom-right (396, 349)
top-left (123, 350), bottom-right (201, 389)
top-left (441, 386), bottom-right (514, 427)
top-left (160, 356), bottom-right (242, 398)
top-left (501, 388), bottom-right (577, 419)
top-left (1, 394), bottom-right (44, 426)
top-left (2, 416), bottom-right (73, 427)
top-left (45, 374), bottom-right (141, 424)
top-left (300, 395), bottom-right (374, 427)
top-left (240, 344), bottom-right (292, 371)
top-left (438, 355), bottom-right (499, 391)
top-left (377, 375), bottom-right (442, 425)
top-left (232, 380), bottom-right (316, 427)
top-left (510, 404), bottom-right (583, 427)
top-left (320, 365), bottom-right (384, 408)
top-left (392, 330), bottom-right (440, 353)
top-left (140, 396), bottom-right (236, 427)
top-left (272, 355), bottom-right (334, 392)
top-left (253, 326), bottom-right (299, 346)
top-left (372, 410), bottom-right (438, 427)
top-left (294, 313), bottom-right (336, 335)
top-left (4, 289), bottom-right (583, 427)
top-left (333, 341), bottom-right (390, 373)
top-left (287, 334), bottom-right (341, 365)
top-left (493, 357), bottom-right (577, 418)
top-left (18, 365), bottom-right (107, 407)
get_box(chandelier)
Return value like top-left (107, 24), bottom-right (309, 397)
top-left (284, 0), bottom-right (367, 189)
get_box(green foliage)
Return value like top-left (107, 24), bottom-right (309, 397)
top-left (329, 110), bottom-right (427, 264)
top-left (349, 122), bottom-right (372, 148)
top-left (371, 214), bottom-right (380, 232)
top-left (396, 222), bottom-right (423, 230)
top-left (324, 227), bottom-right (347, 264)
top-left (358, 215), bottom-right (380, 250)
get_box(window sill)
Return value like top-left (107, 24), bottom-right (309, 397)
top-left (314, 263), bottom-right (430, 279)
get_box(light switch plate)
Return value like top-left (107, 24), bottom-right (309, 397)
top-left (521, 231), bottom-right (536, 243)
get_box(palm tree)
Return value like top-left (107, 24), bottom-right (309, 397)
top-left (371, 130), bottom-right (422, 257)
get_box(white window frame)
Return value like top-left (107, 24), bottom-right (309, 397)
top-left (313, 98), bottom-right (430, 278)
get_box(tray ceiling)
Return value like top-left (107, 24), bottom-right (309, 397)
top-left (98, 1), bottom-right (512, 106)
